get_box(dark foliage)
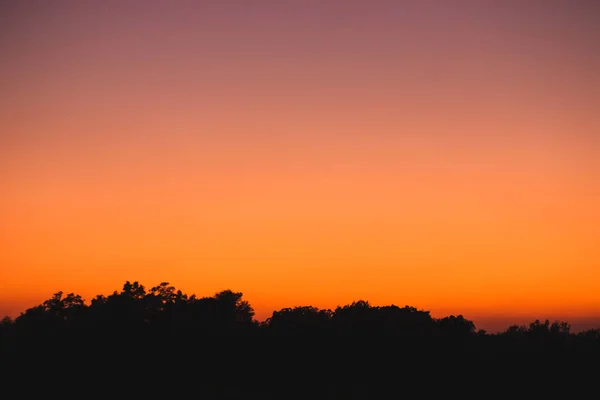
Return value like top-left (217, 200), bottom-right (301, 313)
top-left (1, 281), bottom-right (598, 398)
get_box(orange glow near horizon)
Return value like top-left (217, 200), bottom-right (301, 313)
top-left (1, 1), bottom-right (599, 332)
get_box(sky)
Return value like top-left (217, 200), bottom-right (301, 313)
top-left (1, 0), bottom-right (599, 333)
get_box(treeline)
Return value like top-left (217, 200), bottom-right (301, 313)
top-left (1, 281), bottom-right (599, 396)
top-left (2, 280), bottom-right (599, 345)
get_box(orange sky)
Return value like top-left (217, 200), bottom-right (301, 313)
top-left (1, 1), bottom-right (599, 332)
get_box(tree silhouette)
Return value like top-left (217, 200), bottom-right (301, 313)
top-left (266, 306), bottom-right (332, 335)
top-left (1, 280), bottom-right (599, 397)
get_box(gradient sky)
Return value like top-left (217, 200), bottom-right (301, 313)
top-left (1, 1), bottom-right (599, 332)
